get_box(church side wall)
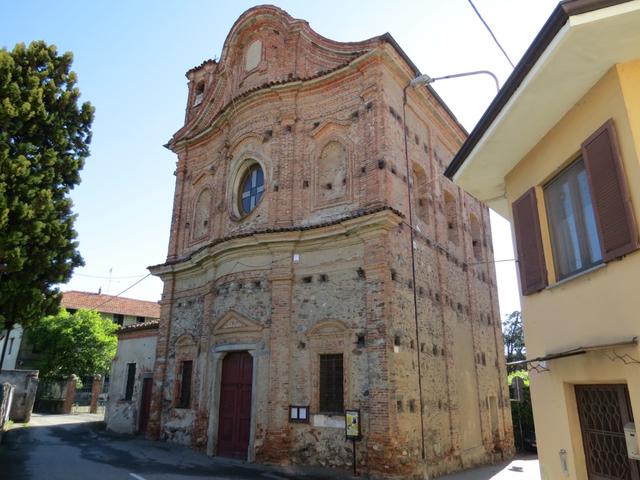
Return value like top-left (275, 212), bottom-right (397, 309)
top-left (379, 64), bottom-right (515, 476)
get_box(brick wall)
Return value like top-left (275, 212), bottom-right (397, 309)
top-left (148, 5), bottom-right (514, 478)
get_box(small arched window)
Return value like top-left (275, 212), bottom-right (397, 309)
top-left (238, 163), bottom-right (265, 215)
top-left (193, 81), bottom-right (205, 106)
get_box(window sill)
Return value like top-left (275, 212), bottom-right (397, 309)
top-left (546, 262), bottom-right (606, 290)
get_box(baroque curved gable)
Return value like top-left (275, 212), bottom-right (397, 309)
top-left (169, 5), bottom-right (383, 148)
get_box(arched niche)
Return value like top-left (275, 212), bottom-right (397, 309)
top-left (245, 39), bottom-right (262, 71)
top-left (316, 140), bottom-right (348, 206)
top-left (193, 188), bottom-right (212, 240)
top-left (412, 163), bottom-right (429, 224)
top-left (470, 214), bottom-right (483, 261)
top-left (444, 190), bottom-right (459, 245)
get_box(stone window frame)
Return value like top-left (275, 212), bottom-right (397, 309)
top-left (172, 334), bottom-right (197, 410)
top-left (238, 164), bottom-right (265, 216)
top-left (190, 186), bottom-right (213, 243)
top-left (312, 135), bottom-right (353, 210)
top-left (307, 320), bottom-right (351, 416)
top-left (227, 152), bottom-right (269, 222)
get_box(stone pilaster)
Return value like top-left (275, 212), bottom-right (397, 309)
top-left (260, 245), bottom-right (294, 462)
top-left (361, 232), bottom-right (395, 472)
top-left (146, 277), bottom-right (175, 440)
top-left (167, 152), bottom-right (188, 262)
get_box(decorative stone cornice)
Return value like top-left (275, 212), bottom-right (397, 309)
top-left (148, 206), bottom-right (403, 278)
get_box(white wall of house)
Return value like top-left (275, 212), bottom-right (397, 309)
top-left (105, 331), bottom-right (157, 434)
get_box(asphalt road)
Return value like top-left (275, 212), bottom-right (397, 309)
top-left (438, 455), bottom-right (540, 480)
top-left (0, 414), bottom-right (351, 480)
top-left (1, 414), bottom-right (539, 480)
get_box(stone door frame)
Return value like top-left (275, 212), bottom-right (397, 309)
top-left (206, 343), bottom-right (260, 461)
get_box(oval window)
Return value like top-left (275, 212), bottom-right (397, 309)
top-left (246, 40), bottom-right (262, 71)
top-left (239, 164), bottom-right (265, 215)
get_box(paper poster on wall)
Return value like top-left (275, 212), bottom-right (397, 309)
top-left (345, 409), bottom-right (361, 439)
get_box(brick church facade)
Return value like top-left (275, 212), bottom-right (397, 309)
top-left (148, 6), bottom-right (514, 478)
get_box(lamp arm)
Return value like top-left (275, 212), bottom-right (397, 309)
top-left (430, 70), bottom-right (500, 92)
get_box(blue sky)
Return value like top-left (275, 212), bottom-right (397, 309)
top-left (1, 0), bottom-right (559, 317)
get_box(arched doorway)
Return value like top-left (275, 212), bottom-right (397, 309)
top-left (217, 351), bottom-right (253, 459)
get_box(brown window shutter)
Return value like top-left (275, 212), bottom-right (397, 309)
top-left (582, 119), bottom-right (639, 262)
top-left (512, 188), bottom-right (547, 295)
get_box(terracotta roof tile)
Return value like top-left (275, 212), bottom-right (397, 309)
top-left (61, 291), bottom-right (161, 319)
top-left (186, 58), bottom-right (217, 76)
top-left (118, 320), bottom-right (160, 335)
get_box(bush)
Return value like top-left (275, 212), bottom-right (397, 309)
top-left (27, 308), bottom-right (117, 380)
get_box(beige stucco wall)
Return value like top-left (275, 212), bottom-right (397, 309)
top-left (503, 61), bottom-right (640, 480)
top-left (105, 332), bottom-right (158, 434)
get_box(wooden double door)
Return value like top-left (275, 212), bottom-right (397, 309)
top-left (576, 384), bottom-right (640, 480)
top-left (217, 351), bottom-right (253, 459)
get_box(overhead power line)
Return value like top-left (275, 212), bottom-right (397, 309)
top-left (467, 0), bottom-right (515, 68)
top-left (93, 273), bottom-right (152, 309)
top-left (76, 272), bottom-right (148, 280)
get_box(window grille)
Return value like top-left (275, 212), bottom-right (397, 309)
top-left (319, 354), bottom-right (343, 413)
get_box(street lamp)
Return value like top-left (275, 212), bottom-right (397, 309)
top-left (410, 70), bottom-right (500, 93)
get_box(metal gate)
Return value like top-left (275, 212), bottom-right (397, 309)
top-left (576, 384), bottom-right (640, 480)
top-left (74, 375), bottom-right (94, 407)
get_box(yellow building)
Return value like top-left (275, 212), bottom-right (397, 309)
top-left (445, 1), bottom-right (640, 479)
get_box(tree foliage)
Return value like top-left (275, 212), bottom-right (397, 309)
top-left (27, 309), bottom-right (117, 379)
top-left (0, 41), bottom-right (94, 332)
top-left (508, 370), bottom-right (535, 451)
top-left (503, 310), bottom-right (526, 372)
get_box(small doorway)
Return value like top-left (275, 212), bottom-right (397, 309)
top-left (138, 377), bottom-right (153, 434)
top-left (576, 384), bottom-right (640, 480)
top-left (217, 351), bottom-right (253, 459)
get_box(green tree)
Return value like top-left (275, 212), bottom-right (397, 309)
top-left (26, 309), bottom-right (117, 379)
top-left (503, 310), bottom-right (526, 372)
top-left (0, 41), bottom-right (94, 368)
top-left (508, 370), bottom-right (535, 451)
